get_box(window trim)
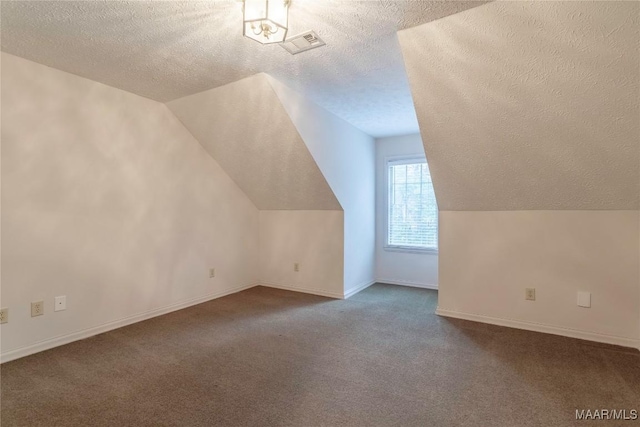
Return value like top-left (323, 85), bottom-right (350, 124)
top-left (383, 155), bottom-right (439, 255)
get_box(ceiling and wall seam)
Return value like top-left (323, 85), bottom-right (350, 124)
top-left (0, 0), bottom-right (488, 137)
top-left (265, 74), bottom-right (353, 211)
top-left (260, 72), bottom-right (344, 211)
top-left (0, 52), bottom-right (343, 213)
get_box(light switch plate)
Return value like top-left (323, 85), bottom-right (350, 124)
top-left (577, 291), bottom-right (591, 308)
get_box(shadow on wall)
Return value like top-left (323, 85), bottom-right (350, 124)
top-left (4, 94), bottom-right (255, 317)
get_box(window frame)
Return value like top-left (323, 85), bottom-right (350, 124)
top-left (384, 155), bottom-right (439, 255)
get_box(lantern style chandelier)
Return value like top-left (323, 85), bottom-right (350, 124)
top-left (243, 0), bottom-right (291, 44)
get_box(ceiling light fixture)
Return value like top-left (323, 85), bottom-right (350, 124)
top-left (243, 0), bottom-right (290, 45)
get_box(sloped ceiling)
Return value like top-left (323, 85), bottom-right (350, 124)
top-left (0, 0), bottom-right (487, 137)
top-left (398, 1), bottom-right (639, 211)
top-left (167, 73), bottom-right (340, 211)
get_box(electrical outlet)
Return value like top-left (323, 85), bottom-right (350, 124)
top-left (54, 296), bottom-right (67, 312)
top-left (525, 288), bottom-right (536, 301)
top-left (209, 268), bottom-right (216, 278)
top-left (31, 301), bottom-right (44, 317)
top-left (294, 263), bottom-right (299, 272)
top-left (0, 308), bottom-right (8, 324)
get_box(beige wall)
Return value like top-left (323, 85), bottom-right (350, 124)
top-left (1, 53), bottom-right (260, 361)
top-left (399, 1), bottom-right (640, 349)
top-left (166, 74), bottom-right (340, 211)
top-left (267, 76), bottom-right (376, 296)
top-left (259, 211), bottom-right (344, 298)
top-left (438, 211), bottom-right (640, 347)
top-left (167, 74), bottom-right (355, 299)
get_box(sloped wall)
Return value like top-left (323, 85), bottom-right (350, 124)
top-left (267, 76), bottom-right (376, 297)
top-left (399, 1), bottom-right (639, 211)
top-left (166, 75), bottom-right (346, 297)
top-left (167, 74), bottom-right (340, 211)
top-left (1, 53), bottom-right (260, 361)
top-left (399, 1), bottom-right (640, 347)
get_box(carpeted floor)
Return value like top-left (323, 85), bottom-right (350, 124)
top-left (1, 284), bottom-right (638, 426)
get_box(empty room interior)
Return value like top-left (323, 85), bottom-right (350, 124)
top-left (0, 1), bottom-right (638, 426)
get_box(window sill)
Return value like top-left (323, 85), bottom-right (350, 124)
top-left (383, 246), bottom-right (439, 255)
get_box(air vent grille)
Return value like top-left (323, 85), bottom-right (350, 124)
top-left (303, 34), bottom-right (318, 43)
top-left (281, 30), bottom-right (326, 55)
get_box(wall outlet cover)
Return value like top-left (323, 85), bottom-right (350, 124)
top-left (525, 288), bottom-right (536, 301)
top-left (31, 301), bottom-right (44, 317)
top-left (54, 296), bottom-right (67, 312)
top-left (577, 291), bottom-right (591, 308)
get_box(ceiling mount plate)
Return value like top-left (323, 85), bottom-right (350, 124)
top-left (281, 30), bottom-right (326, 55)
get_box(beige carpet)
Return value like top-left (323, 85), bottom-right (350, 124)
top-left (1, 284), bottom-right (638, 426)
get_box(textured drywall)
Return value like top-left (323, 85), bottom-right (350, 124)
top-left (399, 1), bottom-right (639, 210)
top-left (439, 210), bottom-right (640, 345)
top-left (0, 0), bottom-right (486, 137)
top-left (267, 76), bottom-right (375, 294)
top-left (167, 74), bottom-right (340, 211)
top-left (1, 53), bottom-right (259, 354)
top-left (375, 134), bottom-right (438, 288)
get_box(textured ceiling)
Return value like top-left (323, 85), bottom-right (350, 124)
top-left (399, 1), bottom-right (639, 211)
top-left (0, 0), bottom-right (486, 138)
top-left (167, 73), bottom-right (341, 210)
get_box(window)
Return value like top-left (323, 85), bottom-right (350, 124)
top-left (386, 157), bottom-right (438, 252)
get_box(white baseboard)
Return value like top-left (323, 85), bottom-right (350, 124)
top-left (0, 282), bottom-right (259, 364)
top-left (258, 282), bottom-right (343, 299)
top-left (436, 307), bottom-right (640, 350)
top-left (377, 278), bottom-right (438, 290)
top-left (343, 280), bottom-right (376, 299)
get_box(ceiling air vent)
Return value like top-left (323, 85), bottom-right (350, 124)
top-left (281, 30), bottom-right (326, 55)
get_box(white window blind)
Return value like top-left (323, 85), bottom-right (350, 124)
top-left (387, 158), bottom-right (438, 250)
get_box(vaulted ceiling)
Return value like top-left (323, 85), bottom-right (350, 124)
top-left (0, 0), bottom-right (487, 138)
top-left (4, 1), bottom-right (636, 212)
top-left (399, 1), bottom-right (639, 211)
